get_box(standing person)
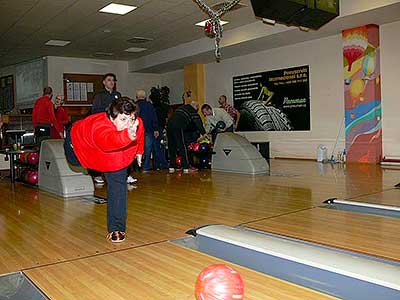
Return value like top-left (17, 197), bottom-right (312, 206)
top-left (167, 101), bottom-right (207, 174)
top-left (51, 95), bottom-right (69, 139)
top-left (152, 96), bottom-right (169, 170)
top-left (135, 90), bottom-right (159, 172)
top-left (64, 97), bottom-right (144, 243)
top-left (91, 73), bottom-right (121, 114)
top-left (218, 95), bottom-right (240, 130)
top-left (201, 104), bottom-right (234, 143)
top-left (32, 87), bottom-right (63, 145)
top-left (89, 73), bottom-right (121, 184)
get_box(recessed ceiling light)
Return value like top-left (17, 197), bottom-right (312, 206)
top-left (103, 29), bottom-right (112, 33)
top-left (93, 52), bottom-right (114, 57)
top-left (99, 3), bottom-right (137, 15)
top-left (124, 47), bottom-right (147, 53)
top-left (45, 40), bottom-right (71, 47)
top-left (127, 36), bottom-right (153, 44)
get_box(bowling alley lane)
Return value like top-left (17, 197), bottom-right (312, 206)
top-left (24, 242), bottom-right (336, 300)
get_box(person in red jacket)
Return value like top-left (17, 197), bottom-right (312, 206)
top-left (64, 97), bottom-right (144, 243)
top-left (50, 95), bottom-right (69, 139)
top-left (32, 87), bottom-right (63, 145)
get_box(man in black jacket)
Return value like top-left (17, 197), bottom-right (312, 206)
top-left (91, 73), bottom-right (121, 114)
top-left (167, 101), bottom-right (207, 174)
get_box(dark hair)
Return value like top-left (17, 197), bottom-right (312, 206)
top-left (43, 86), bottom-right (53, 96)
top-left (201, 104), bottom-right (212, 111)
top-left (219, 95), bottom-right (227, 101)
top-left (103, 73), bottom-right (117, 81)
top-left (107, 97), bottom-right (136, 119)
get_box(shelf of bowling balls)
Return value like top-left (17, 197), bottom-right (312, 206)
top-left (16, 152), bottom-right (39, 185)
top-left (175, 141), bottom-right (213, 169)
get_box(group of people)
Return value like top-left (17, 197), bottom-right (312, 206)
top-left (31, 71), bottom-right (241, 243)
top-left (166, 95), bottom-right (240, 173)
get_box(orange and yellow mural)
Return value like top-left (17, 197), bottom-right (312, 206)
top-left (342, 24), bottom-right (382, 163)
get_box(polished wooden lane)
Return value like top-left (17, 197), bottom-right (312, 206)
top-left (25, 242), bottom-right (337, 300)
top-left (247, 207), bottom-right (400, 261)
top-left (1, 159), bottom-right (399, 273)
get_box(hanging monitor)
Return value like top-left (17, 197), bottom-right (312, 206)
top-left (250, 0), bottom-right (339, 30)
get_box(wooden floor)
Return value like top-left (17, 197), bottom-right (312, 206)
top-left (0, 159), bottom-right (399, 299)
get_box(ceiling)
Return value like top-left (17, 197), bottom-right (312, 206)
top-left (0, 0), bottom-right (257, 67)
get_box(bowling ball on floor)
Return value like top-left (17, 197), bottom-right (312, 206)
top-left (199, 143), bottom-right (209, 152)
top-left (28, 152), bottom-right (39, 165)
top-left (200, 156), bottom-right (209, 167)
top-left (188, 143), bottom-right (195, 151)
top-left (28, 170), bottom-right (39, 185)
top-left (175, 156), bottom-right (182, 168)
top-left (216, 121), bottom-right (226, 130)
top-left (195, 264), bottom-right (244, 300)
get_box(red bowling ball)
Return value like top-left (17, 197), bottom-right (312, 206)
top-left (193, 143), bottom-right (200, 152)
top-left (28, 170), bottom-right (39, 185)
top-left (195, 264), bottom-right (244, 300)
top-left (28, 152), bottom-right (39, 165)
top-left (175, 156), bottom-right (182, 168)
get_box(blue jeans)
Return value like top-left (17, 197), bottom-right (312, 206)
top-left (154, 127), bottom-right (168, 169)
top-left (143, 132), bottom-right (155, 171)
top-left (104, 167), bottom-right (128, 232)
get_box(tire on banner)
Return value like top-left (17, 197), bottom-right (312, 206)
top-left (239, 100), bottom-right (292, 131)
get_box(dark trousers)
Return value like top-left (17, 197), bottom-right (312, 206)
top-left (64, 125), bottom-right (128, 233)
top-left (167, 126), bottom-right (189, 169)
top-left (104, 167), bottom-right (128, 232)
top-left (154, 127), bottom-right (168, 169)
top-left (143, 132), bottom-right (155, 171)
top-left (35, 124), bottom-right (51, 147)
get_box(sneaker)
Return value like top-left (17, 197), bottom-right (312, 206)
top-left (127, 175), bottom-right (138, 184)
top-left (183, 167), bottom-right (198, 174)
top-left (106, 231), bottom-right (126, 243)
top-left (168, 168), bottom-right (175, 174)
top-left (94, 176), bottom-right (104, 184)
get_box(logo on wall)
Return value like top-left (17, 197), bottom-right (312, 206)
top-left (233, 65), bottom-right (310, 131)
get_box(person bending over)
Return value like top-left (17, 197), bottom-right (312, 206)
top-left (64, 97), bottom-right (144, 243)
top-left (201, 104), bottom-right (234, 143)
top-left (167, 101), bottom-right (207, 174)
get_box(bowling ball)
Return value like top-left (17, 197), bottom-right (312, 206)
top-left (199, 143), bottom-right (209, 152)
top-left (216, 121), bottom-right (226, 130)
top-left (28, 152), bottom-right (39, 165)
top-left (29, 170), bottom-right (39, 185)
top-left (187, 143), bottom-right (195, 152)
top-left (175, 156), bottom-right (182, 168)
top-left (193, 143), bottom-right (200, 152)
top-left (200, 156), bottom-right (209, 167)
top-left (195, 264), bottom-right (244, 300)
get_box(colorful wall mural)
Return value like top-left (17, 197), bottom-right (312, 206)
top-left (342, 24), bottom-right (382, 163)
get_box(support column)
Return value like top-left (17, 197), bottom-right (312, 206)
top-left (183, 64), bottom-right (205, 108)
top-left (342, 24), bottom-right (382, 163)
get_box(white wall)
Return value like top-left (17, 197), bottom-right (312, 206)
top-left (380, 20), bottom-right (400, 157)
top-left (161, 70), bottom-right (184, 105)
top-left (47, 56), bottom-right (130, 97)
top-left (205, 34), bottom-right (345, 159)
top-left (47, 56), bottom-right (162, 99)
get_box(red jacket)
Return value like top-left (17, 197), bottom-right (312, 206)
top-left (32, 95), bottom-right (63, 135)
top-left (51, 106), bottom-right (69, 139)
top-left (71, 113), bottom-right (144, 172)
